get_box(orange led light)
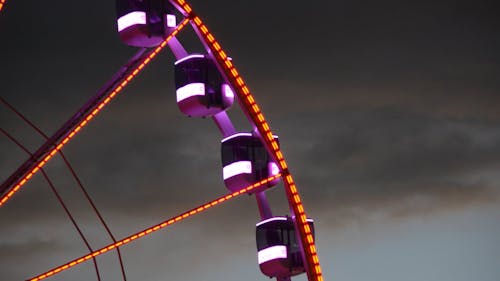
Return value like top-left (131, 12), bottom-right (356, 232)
top-left (213, 42), bottom-right (222, 51)
top-left (307, 235), bottom-right (314, 244)
top-left (28, 174), bottom-right (281, 281)
top-left (0, 19), bottom-right (190, 208)
top-left (183, 4), bottom-right (192, 13)
top-left (0, 0), bottom-right (5, 12)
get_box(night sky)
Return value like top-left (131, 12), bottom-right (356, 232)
top-left (1, 0), bottom-right (499, 281)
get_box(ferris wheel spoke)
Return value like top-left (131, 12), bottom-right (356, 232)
top-left (0, 18), bottom-right (190, 208)
top-left (28, 174), bottom-right (282, 281)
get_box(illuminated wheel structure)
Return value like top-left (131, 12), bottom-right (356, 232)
top-left (0, 1), bottom-right (324, 281)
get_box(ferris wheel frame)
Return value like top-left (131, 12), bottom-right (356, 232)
top-left (0, 1), bottom-right (324, 281)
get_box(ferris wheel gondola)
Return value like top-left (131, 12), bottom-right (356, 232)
top-left (221, 133), bottom-right (280, 193)
top-left (174, 54), bottom-right (234, 117)
top-left (256, 216), bottom-right (315, 278)
top-left (116, 0), bottom-right (177, 47)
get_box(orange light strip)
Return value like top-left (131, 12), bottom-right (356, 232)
top-left (0, 0), bottom-right (5, 12)
top-left (0, 18), bottom-right (190, 208)
top-left (172, 2), bottom-right (324, 280)
top-left (28, 174), bottom-right (281, 281)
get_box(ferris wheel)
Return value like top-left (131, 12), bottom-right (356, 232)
top-left (0, 1), bottom-right (324, 281)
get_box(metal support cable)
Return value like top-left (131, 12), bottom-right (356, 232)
top-left (0, 127), bottom-right (102, 281)
top-left (1, 96), bottom-right (128, 280)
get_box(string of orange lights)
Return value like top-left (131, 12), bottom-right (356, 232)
top-left (0, 18), bottom-right (190, 208)
top-left (27, 174), bottom-right (282, 281)
top-left (0, 0), bottom-right (6, 12)
top-left (171, 1), bottom-right (324, 280)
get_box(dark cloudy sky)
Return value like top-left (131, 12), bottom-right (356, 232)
top-left (1, 0), bottom-right (499, 280)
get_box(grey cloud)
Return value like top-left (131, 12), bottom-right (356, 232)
top-left (272, 108), bottom-right (500, 224)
